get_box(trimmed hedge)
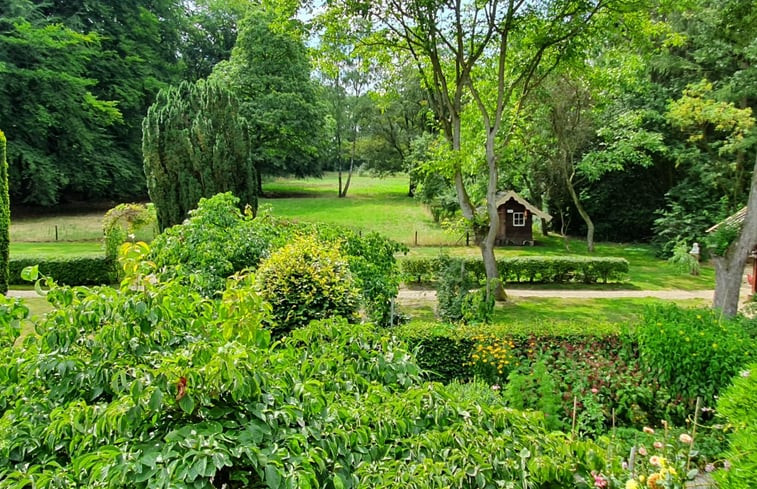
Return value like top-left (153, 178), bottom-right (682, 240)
top-left (400, 255), bottom-right (629, 284)
top-left (9, 257), bottom-right (117, 286)
top-left (398, 320), bottom-right (622, 383)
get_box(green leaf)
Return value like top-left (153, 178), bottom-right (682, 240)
top-left (179, 395), bottom-right (195, 414)
top-left (149, 389), bottom-right (164, 411)
top-left (265, 464), bottom-right (282, 488)
top-left (20, 265), bottom-right (39, 282)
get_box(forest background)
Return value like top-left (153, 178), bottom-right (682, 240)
top-left (0, 0), bottom-right (755, 257)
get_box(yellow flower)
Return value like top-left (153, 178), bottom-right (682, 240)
top-left (625, 480), bottom-right (640, 489)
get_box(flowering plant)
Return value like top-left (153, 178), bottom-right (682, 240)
top-left (604, 424), bottom-right (702, 489)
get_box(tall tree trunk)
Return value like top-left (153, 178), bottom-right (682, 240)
top-left (339, 136), bottom-right (356, 198)
top-left (713, 153), bottom-right (757, 316)
top-left (566, 175), bottom-right (594, 253)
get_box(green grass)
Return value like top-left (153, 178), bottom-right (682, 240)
top-left (262, 173), bottom-right (461, 246)
top-left (7, 173), bottom-right (718, 292)
top-left (403, 296), bottom-right (710, 329)
top-left (10, 241), bottom-right (104, 258)
top-left (10, 212), bottom-right (104, 242)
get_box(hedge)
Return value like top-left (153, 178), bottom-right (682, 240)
top-left (398, 320), bottom-right (622, 383)
top-left (9, 257), bottom-right (117, 286)
top-left (400, 255), bottom-right (629, 284)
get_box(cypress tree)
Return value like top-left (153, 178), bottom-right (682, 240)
top-left (142, 79), bottom-right (258, 231)
top-left (0, 129), bottom-right (9, 294)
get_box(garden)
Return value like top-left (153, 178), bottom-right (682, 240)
top-left (1, 191), bottom-right (755, 488)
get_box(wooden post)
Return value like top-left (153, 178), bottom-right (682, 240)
top-left (466, 232), bottom-right (469, 246)
top-left (55, 225), bottom-right (58, 241)
top-left (414, 230), bottom-right (418, 246)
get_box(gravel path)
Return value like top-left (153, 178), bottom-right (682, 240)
top-left (397, 288), bottom-right (716, 301)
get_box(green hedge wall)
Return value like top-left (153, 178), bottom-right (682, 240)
top-left (9, 257), bottom-right (117, 286)
top-left (398, 321), bottom-right (621, 383)
top-left (400, 255), bottom-right (629, 284)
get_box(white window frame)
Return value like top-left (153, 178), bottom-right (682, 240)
top-left (513, 212), bottom-right (525, 227)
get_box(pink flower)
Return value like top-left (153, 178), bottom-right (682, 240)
top-left (591, 387), bottom-right (599, 394)
top-left (491, 384), bottom-right (501, 391)
top-left (679, 433), bottom-right (693, 444)
top-left (705, 464), bottom-right (715, 473)
top-left (643, 426), bottom-right (655, 435)
top-left (592, 472), bottom-right (608, 488)
top-left (653, 441), bottom-right (663, 450)
top-left (649, 456), bottom-right (661, 466)
top-left (638, 446), bottom-right (647, 456)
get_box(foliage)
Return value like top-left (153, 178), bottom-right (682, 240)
top-left (0, 0), bottom-right (185, 206)
top-left (401, 255), bottom-right (630, 285)
top-left (256, 237), bottom-right (361, 335)
top-left (0, 130), bottom-right (7, 294)
top-left (503, 360), bottom-right (566, 432)
top-left (150, 193), bottom-right (283, 296)
top-left (706, 221), bottom-right (742, 257)
top-left (143, 79), bottom-right (258, 230)
top-left (434, 254), bottom-right (479, 323)
top-left (715, 365), bottom-right (757, 489)
top-left (211, 7), bottom-right (323, 182)
top-left (102, 203), bottom-right (157, 261)
top-left (9, 257), bottom-right (116, 286)
top-left (0, 268), bottom-right (607, 488)
top-left (634, 305), bottom-right (756, 423)
top-left (603, 424), bottom-right (706, 489)
top-left (667, 241), bottom-right (700, 276)
top-left (149, 193), bottom-right (405, 325)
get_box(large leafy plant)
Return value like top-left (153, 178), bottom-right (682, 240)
top-left (0, 267), bottom-right (606, 488)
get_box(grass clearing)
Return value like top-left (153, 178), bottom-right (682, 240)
top-left (11, 241), bottom-right (104, 258)
top-left (8, 173), bottom-right (717, 292)
top-left (262, 174), bottom-right (460, 246)
top-left (402, 296), bottom-right (710, 329)
top-left (11, 212), bottom-right (104, 242)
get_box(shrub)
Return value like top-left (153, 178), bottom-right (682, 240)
top-left (142, 79), bottom-right (258, 230)
top-left (634, 305), bottom-right (756, 423)
top-left (400, 255), bottom-right (629, 284)
top-left (150, 193), bottom-right (277, 295)
top-left (255, 238), bottom-right (361, 334)
top-left (715, 365), bottom-right (757, 489)
top-left (435, 254), bottom-right (479, 323)
top-left (0, 130), bottom-right (8, 294)
top-left (102, 203), bottom-right (157, 260)
top-left (503, 360), bottom-right (567, 432)
top-left (0, 269), bottom-right (607, 488)
top-left (9, 256), bottom-right (116, 285)
top-left (149, 193), bottom-right (405, 325)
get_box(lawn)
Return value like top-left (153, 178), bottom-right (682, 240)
top-left (261, 173), bottom-right (460, 246)
top-left (400, 296), bottom-right (710, 330)
top-left (7, 172), bottom-right (718, 292)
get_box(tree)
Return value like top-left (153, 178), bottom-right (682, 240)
top-left (0, 129), bottom-right (8, 294)
top-left (142, 79), bottom-right (258, 231)
top-left (668, 82), bottom-right (755, 316)
top-left (0, 3), bottom-right (123, 205)
top-left (181, 0), bottom-right (249, 81)
top-left (211, 7), bottom-right (323, 190)
top-left (336, 0), bottom-right (617, 299)
top-left (0, 0), bottom-right (187, 205)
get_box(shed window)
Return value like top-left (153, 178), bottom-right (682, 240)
top-left (513, 212), bottom-right (525, 227)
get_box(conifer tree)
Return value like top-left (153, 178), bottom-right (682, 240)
top-left (142, 79), bottom-right (258, 230)
top-left (0, 129), bottom-right (9, 294)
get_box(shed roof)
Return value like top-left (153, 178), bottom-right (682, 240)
top-left (494, 191), bottom-right (552, 222)
top-left (706, 206), bottom-right (746, 233)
